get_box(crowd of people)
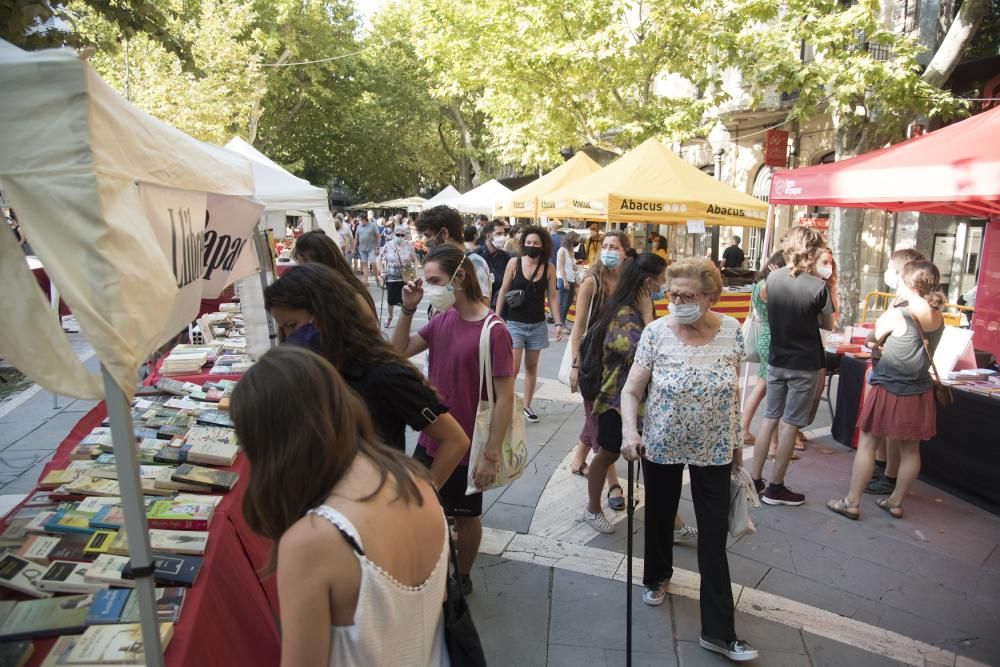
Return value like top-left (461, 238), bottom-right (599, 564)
top-left (234, 208), bottom-right (946, 665)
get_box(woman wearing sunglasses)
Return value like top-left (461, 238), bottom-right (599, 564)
top-left (377, 225), bottom-right (418, 328)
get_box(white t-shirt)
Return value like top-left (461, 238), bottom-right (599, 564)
top-left (557, 246), bottom-right (576, 283)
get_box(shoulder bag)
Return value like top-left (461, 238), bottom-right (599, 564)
top-left (741, 295), bottom-right (760, 363)
top-left (466, 316), bottom-right (529, 495)
top-left (908, 308), bottom-right (953, 408)
top-left (438, 494), bottom-right (488, 666)
top-left (558, 279), bottom-right (597, 386)
top-left (504, 258), bottom-right (542, 310)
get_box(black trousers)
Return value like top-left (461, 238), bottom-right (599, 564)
top-left (642, 458), bottom-right (735, 642)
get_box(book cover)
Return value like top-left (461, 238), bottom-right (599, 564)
top-left (69, 445), bottom-right (101, 461)
top-left (124, 553), bottom-right (202, 587)
top-left (154, 378), bottom-right (190, 395)
top-left (39, 470), bottom-right (79, 490)
top-left (0, 594), bottom-right (94, 640)
top-left (151, 467), bottom-right (205, 493)
top-left (76, 497), bottom-right (121, 513)
top-left (0, 641), bottom-right (33, 667)
top-left (84, 554), bottom-right (134, 589)
top-left (0, 554), bottom-right (50, 598)
top-left (149, 530), bottom-right (208, 556)
top-left (152, 444), bottom-right (190, 465)
top-left (186, 441), bottom-right (239, 467)
top-left (119, 588), bottom-right (186, 623)
top-left (48, 533), bottom-right (92, 563)
top-left (25, 510), bottom-right (58, 534)
top-left (145, 500), bottom-right (214, 531)
top-left (37, 560), bottom-right (104, 594)
top-left (0, 518), bottom-right (29, 541)
top-left (22, 491), bottom-right (61, 508)
top-left (85, 589), bottom-right (131, 625)
top-left (195, 409), bottom-right (234, 428)
top-left (44, 508), bottom-right (97, 535)
top-left (84, 531), bottom-right (116, 556)
top-left (89, 506), bottom-right (124, 531)
top-left (107, 530), bottom-right (130, 557)
top-left (16, 535), bottom-right (61, 564)
top-left (171, 464), bottom-right (238, 491)
top-left (66, 622), bottom-right (174, 664)
top-left (63, 477), bottom-right (120, 498)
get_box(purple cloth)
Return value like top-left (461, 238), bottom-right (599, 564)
top-left (580, 399), bottom-right (600, 453)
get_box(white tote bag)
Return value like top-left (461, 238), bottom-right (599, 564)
top-left (741, 300), bottom-right (761, 363)
top-left (466, 316), bottom-right (529, 495)
top-left (729, 465), bottom-right (761, 538)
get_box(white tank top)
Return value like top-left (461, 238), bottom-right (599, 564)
top-left (308, 504), bottom-right (451, 667)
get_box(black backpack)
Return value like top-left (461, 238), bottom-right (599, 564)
top-left (578, 321), bottom-right (606, 402)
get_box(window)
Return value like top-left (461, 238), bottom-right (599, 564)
top-left (902, 0), bottom-right (919, 33)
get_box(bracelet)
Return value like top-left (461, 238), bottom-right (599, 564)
top-left (400, 305), bottom-right (416, 316)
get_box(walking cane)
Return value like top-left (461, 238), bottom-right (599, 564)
top-left (626, 459), bottom-right (635, 667)
top-left (378, 278), bottom-right (386, 325)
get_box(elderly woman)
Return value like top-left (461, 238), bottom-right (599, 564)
top-left (620, 257), bottom-right (757, 663)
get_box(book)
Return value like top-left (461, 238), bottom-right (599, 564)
top-left (186, 441), bottom-right (238, 467)
top-left (22, 491), bottom-right (61, 508)
top-left (45, 508), bottom-right (97, 535)
top-left (194, 409), bottom-right (233, 428)
top-left (89, 505), bottom-right (125, 531)
top-left (0, 600), bottom-right (13, 626)
top-left (16, 535), bottom-right (61, 564)
top-left (107, 530), bottom-right (129, 556)
top-left (0, 641), bottom-right (33, 667)
top-left (151, 467), bottom-right (205, 493)
top-left (26, 510), bottom-right (58, 534)
top-left (0, 518), bottom-right (29, 541)
top-left (124, 553), bottom-right (202, 587)
top-left (154, 378), bottom-right (197, 396)
top-left (84, 554), bottom-right (134, 588)
top-left (84, 530), bottom-right (116, 556)
top-left (85, 589), bottom-right (131, 625)
top-left (48, 533), bottom-right (92, 562)
top-left (149, 530), bottom-right (208, 556)
top-left (77, 497), bottom-right (122, 513)
top-left (145, 500), bottom-right (215, 530)
top-left (63, 476), bottom-right (121, 498)
top-left (171, 464), bottom-right (238, 491)
top-left (69, 444), bottom-right (102, 461)
top-left (65, 622), bottom-right (174, 664)
top-left (0, 594), bottom-right (94, 640)
top-left (37, 560), bottom-right (104, 594)
top-left (0, 554), bottom-right (50, 598)
top-left (40, 470), bottom-right (80, 490)
top-left (119, 588), bottom-right (186, 624)
top-left (152, 444), bottom-right (190, 465)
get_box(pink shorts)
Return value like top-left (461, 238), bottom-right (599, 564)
top-left (579, 400), bottom-right (600, 453)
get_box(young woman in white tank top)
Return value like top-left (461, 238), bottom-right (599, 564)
top-left (232, 346), bottom-right (450, 666)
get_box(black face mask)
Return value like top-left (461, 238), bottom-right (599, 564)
top-left (522, 246), bottom-right (542, 259)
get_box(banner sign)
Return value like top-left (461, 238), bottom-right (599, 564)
top-left (764, 129), bottom-right (790, 168)
top-left (204, 194), bottom-right (263, 295)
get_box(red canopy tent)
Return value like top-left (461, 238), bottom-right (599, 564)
top-left (768, 105), bottom-right (1000, 358)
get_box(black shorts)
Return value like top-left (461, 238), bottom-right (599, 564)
top-left (413, 445), bottom-right (482, 517)
top-left (596, 409), bottom-right (623, 454)
top-left (386, 280), bottom-right (404, 306)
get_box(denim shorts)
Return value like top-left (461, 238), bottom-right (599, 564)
top-left (358, 248), bottom-right (377, 263)
top-left (506, 320), bottom-right (550, 351)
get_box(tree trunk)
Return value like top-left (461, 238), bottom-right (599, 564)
top-left (921, 0), bottom-right (991, 88)
top-left (827, 117), bottom-right (870, 328)
top-left (444, 103), bottom-right (484, 185)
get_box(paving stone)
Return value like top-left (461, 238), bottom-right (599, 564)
top-left (756, 568), bottom-right (884, 624)
top-left (805, 516), bottom-right (922, 573)
top-left (671, 595), bottom-right (807, 656)
top-left (669, 548), bottom-right (770, 591)
top-left (953, 596), bottom-right (1000, 642)
top-left (677, 640), bottom-right (811, 667)
top-left (878, 575), bottom-right (967, 625)
top-left (59, 399), bottom-right (100, 413)
top-left (801, 631), bottom-right (907, 666)
top-left (467, 592), bottom-right (549, 667)
top-left (603, 648), bottom-right (679, 667)
top-left (876, 605), bottom-right (975, 655)
top-left (984, 545), bottom-right (1000, 571)
top-left (726, 524), bottom-right (799, 573)
top-left (478, 557), bottom-right (552, 598)
top-left (0, 421), bottom-right (37, 450)
top-left (496, 459), bottom-right (559, 508)
top-left (484, 501), bottom-right (536, 534)
top-left (546, 644), bottom-right (608, 667)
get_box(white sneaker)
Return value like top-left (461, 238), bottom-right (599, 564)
top-left (642, 581), bottom-right (668, 606)
top-left (581, 508), bottom-right (615, 534)
top-left (673, 524), bottom-right (698, 543)
top-left (699, 636), bottom-right (759, 661)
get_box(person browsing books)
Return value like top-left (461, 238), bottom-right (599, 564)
top-left (293, 231), bottom-right (379, 330)
top-left (264, 264), bottom-right (469, 489)
top-left (233, 346), bottom-right (450, 667)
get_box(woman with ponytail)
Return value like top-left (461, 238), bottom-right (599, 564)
top-left (828, 259), bottom-right (945, 521)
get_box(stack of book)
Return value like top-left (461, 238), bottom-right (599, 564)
top-left (210, 354), bottom-right (253, 375)
top-left (160, 350), bottom-right (208, 375)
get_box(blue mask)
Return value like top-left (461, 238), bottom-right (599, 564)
top-left (600, 250), bottom-right (621, 268)
top-left (285, 322), bottom-right (322, 353)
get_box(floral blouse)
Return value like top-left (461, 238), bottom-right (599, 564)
top-left (378, 241), bottom-right (417, 281)
top-left (633, 315), bottom-right (744, 466)
top-left (592, 305), bottom-right (646, 420)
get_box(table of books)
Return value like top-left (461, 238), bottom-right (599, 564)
top-left (0, 401), bottom-right (280, 666)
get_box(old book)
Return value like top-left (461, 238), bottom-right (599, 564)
top-left (151, 467), bottom-right (204, 493)
top-left (186, 441), bottom-right (238, 467)
top-left (119, 588), bottom-right (186, 624)
top-left (107, 530), bottom-right (130, 556)
top-left (145, 500), bottom-right (215, 531)
top-left (148, 530), bottom-right (208, 556)
top-left (194, 409), bottom-right (234, 428)
top-left (154, 377), bottom-right (198, 395)
top-left (69, 444), bottom-right (102, 461)
top-left (0, 518), bottom-right (29, 541)
top-left (25, 510), bottom-right (58, 534)
top-left (16, 535), bottom-right (61, 564)
top-left (84, 554), bottom-right (134, 588)
top-left (37, 560), bottom-right (104, 594)
top-left (63, 476), bottom-right (121, 498)
top-left (171, 464), bottom-right (238, 491)
top-left (39, 470), bottom-right (80, 490)
top-left (48, 533), bottom-right (92, 563)
top-left (124, 553), bottom-right (202, 587)
top-left (88, 505), bottom-right (124, 531)
top-left (0, 554), bottom-right (51, 598)
top-left (0, 594), bottom-right (93, 640)
top-left (84, 530), bottom-right (116, 557)
top-left (65, 622), bottom-right (174, 664)
top-left (152, 444), bottom-right (190, 465)
top-left (22, 491), bottom-right (61, 509)
top-left (44, 508), bottom-right (97, 535)
top-left (76, 497), bottom-right (121, 513)
top-left (85, 589), bottom-right (131, 625)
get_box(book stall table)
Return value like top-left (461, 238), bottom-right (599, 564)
top-left (0, 404), bottom-right (281, 666)
top-left (143, 354), bottom-right (245, 388)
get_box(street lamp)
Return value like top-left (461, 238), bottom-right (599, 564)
top-left (707, 119), bottom-right (731, 181)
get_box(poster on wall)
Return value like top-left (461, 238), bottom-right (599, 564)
top-left (932, 234), bottom-right (956, 278)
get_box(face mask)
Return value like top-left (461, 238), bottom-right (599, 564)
top-left (650, 281), bottom-right (666, 301)
top-left (427, 229), bottom-right (445, 248)
top-left (600, 250), bottom-right (621, 269)
top-left (817, 265), bottom-right (833, 280)
top-left (523, 246), bottom-right (542, 259)
top-left (395, 236), bottom-right (407, 246)
top-left (884, 269), bottom-right (898, 290)
top-left (669, 302), bottom-right (702, 324)
top-left (285, 322), bottom-right (322, 353)
top-left (491, 235), bottom-right (507, 249)
top-left (424, 262), bottom-right (463, 311)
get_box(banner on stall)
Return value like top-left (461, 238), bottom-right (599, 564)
top-left (205, 194), bottom-right (264, 294)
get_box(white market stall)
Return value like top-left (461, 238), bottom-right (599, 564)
top-left (452, 179), bottom-right (513, 217)
top-left (421, 184), bottom-right (462, 209)
top-left (0, 40), bottom-right (264, 665)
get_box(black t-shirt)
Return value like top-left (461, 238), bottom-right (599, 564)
top-left (341, 361), bottom-right (448, 452)
top-left (766, 267), bottom-right (832, 371)
top-left (477, 245), bottom-right (511, 302)
top-left (722, 245), bottom-right (745, 268)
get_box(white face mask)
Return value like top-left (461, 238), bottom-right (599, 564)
top-left (669, 302), bottom-right (703, 324)
top-left (491, 235), bottom-right (507, 249)
top-left (884, 268), bottom-right (898, 290)
top-left (424, 263), bottom-right (463, 311)
top-left (817, 265), bottom-right (833, 280)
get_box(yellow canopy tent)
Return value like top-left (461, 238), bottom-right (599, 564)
top-left (543, 138), bottom-right (768, 227)
top-left (496, 152), bottom-right (602, 218)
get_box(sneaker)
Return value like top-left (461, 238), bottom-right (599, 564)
top-left (674, 524), bottom-right (698, 543)
top-left (870, 463), bottom-right (886, 482)
top-left (460, 574), bottom-right (473, 596)
top-left (761, 484), bottom-right (805, 506)
top-left (864, 474), bottom-right (896, 495)
top-left (642, 581), bottom-right (668, 606)
top-left (699, 636), bottom-right (759, 662)
top-left (582, 507), bottom-right (615, 534)
top-left (752, 477), bottom-right (766, 495)
top-left (523, 407), bottom-right (540, 424)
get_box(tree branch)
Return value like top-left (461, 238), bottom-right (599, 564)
top-left (921, 0), bottom-right (990, 89)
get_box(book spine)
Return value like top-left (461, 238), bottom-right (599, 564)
top-left (146, 518), bottom-right (209, 530)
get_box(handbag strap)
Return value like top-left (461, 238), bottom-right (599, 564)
top-left (904, 308), bottom-right (944, 386)
top-left (478, 315), bottom-right (502, 408)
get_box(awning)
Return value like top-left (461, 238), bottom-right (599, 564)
top-left (544, 138), bottom-right (768, 227)
top-left (422, 185), bottom-right (461, 209)
top-left (495, 152), bottom-right (602, 218)
top-left (224, 137), bottom-right (328, 212)
top-left (452, 180), bottom-right (514, 216)
top-left (769, 106), bottom-right (1000, 217)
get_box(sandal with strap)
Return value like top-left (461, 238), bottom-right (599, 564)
top-left (826, 498), bottom-right (860, 520)
top-left (876, 498), bottom-right (904, 519)
top-left (607, 484), bottom-right (625, 511)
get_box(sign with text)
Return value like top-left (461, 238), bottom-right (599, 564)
top-left (204, 194), bottom-right (264, 296)
top-left (686, 220), bottom-right (706, 234)
top-left (764, 129), bottom-right (790, 168)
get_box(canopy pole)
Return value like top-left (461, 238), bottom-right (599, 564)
top-left (102, 366), bottom-right (164, 667)
top-left (50, 282), bottom-right (60, 410)
top-left (252, 222), bottom-right (278, 348)
top-left (761, 205), bottom-right (776, 267)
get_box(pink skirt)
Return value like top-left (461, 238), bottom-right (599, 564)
top-left (580, 400), bottom-right (600, 452)
top-left (858, 384), bottom-right (936, 441)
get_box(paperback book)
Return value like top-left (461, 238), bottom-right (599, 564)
top-left (145, 500), bottom-right (215, 531)
top-left (0, 594), bottom-right (94, 640)
top-left (171, 464), bottom-right (239, 491)
top-left (37, 560), bottom-right (104, 594)
top-left (123, 553), bottom-right (202, 587)
top-left (63, 622), bottom-right (174, 665)
top-left (0, 554), bottom-right (51, 598)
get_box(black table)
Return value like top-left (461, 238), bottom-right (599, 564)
top-left (831, 355), bottom-right (869, 448)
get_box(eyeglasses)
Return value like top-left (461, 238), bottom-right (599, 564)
top-left (394, 234), bottom-right (407, 238)
top-left (667, 291), bottom-right (703, 304)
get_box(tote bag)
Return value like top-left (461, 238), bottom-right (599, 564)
top-left (466, 316), bottom-right (529, 495)
top-left (729, 465), bottom-right (760, 538)
top-left (741, 300), bottom-right (761, 364)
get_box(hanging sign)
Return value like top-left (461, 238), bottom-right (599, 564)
top-left (686, 220), bottom-right (706, 234)
top-left (764, 129), bottom-right (790, 168)
top-left (203, 194), bottom-right (264, 296)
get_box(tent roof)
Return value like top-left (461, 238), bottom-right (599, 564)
top-left (544, 138), bottom-right (768, 227)
top-left (496, 152), bottom-right (602, 218)
top-left (373, 195), bottom-right (427, 208)
top-left (769, 106), bottom-right (1000, 217)
top-left (452, 180), bottom-right (513, 216)
top-left (423, 185), bottom-right (462, 209)
top-left (225, 137), bottom-right (328, 212)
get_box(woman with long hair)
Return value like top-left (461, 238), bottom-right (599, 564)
top-left (619, 257), bottom-right (757, 661)
top-left (556, 230), bottom-right (581, 327)
top-left (495, 225), bottom-right (565, 423)
top-left (293, 230), bottom-right (379, 329)
top-left (740, 251), bottom-right (785, 453)
top-left (264, 264), bottom-right (469, 487)
top-left (581, 250), bottom-right (667, 534)
top-left (827, 260), bottom-right (944, 520)
top-left (568, 231), bottom-right (630, 509)
top-left (233, 346), bottom-right (449, 666)
top-left (392, 243), bottom-right (515, 594)
top-left (650, 234), bottom-right (670, 264)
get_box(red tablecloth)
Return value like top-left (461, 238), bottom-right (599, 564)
top-left (7, 404), bottom-right (280, 666)
top-left (144, 355), bottom-right (244, 387)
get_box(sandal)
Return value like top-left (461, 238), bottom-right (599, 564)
top-left (607, 484), bottom-right (625, 511)
top-left (571, 462), bottom-right (589, 478)
top-left (794, 431), bottom-right (807, 451)
top-left (826, 498), bottom-right (860, 520)
top-left (876, 498), bottom-right (903, 519)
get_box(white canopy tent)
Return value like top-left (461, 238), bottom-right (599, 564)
top-left (421, 185), bottom-right (462, 209)
top-left (452, 180), bottom-right (513, 216)
top-left (224, 137), bottom-right (328, 212)
top-left (0, 40), bottom-right (264, 666)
